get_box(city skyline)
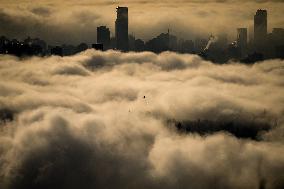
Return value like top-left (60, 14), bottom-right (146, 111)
top-left (1, 7), bottom-right (283, 63)
top-left (0, 0), bottom-right (283, 45)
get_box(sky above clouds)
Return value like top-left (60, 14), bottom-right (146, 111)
top-left (0, 0), bottom-right (283, 44)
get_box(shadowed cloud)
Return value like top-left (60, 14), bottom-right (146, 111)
top-left (0, 50), bottom-right (283, 189)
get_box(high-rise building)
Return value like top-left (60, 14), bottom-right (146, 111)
top-left (254, 9), bottom-right (267, 50)
top-left (271, 28), bottom-right (284, 58)
top-left (97, 26), bottom-right (110, 50)
top-left (237, 28), bottom-right (248, 57)
top-left (115, 6), bottom-right (129, 51)
top-left (272, 28), bottom-right (284, 44)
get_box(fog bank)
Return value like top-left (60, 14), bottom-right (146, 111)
top-left (0, 50), bottom-right (284, 189)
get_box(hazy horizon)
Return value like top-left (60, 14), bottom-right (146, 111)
top-left (0, 0), bottom-right (284, 44)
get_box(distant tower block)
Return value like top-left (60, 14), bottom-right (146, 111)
top-left (237, 28), bottom-right (248, 57)
top-left (97, 26), bottom-right (110, 50)
top-left (115, 6), bottom-right (129, 51)
top-left (254, 9), bottom-right (267, 50)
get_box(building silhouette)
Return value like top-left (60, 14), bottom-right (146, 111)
top-left (271, 28), bottom-right (284, 58)
top-left (0, 36), bottom-right (45, 56)
top-left (0, 8), bottom-right (283, 63)
top-left (97, 26), bottom-right (110, 50)
top-left (168, 30), bottom-right (178, 51)
top-left (254, 9), bottom-right (267, 51)
top-left (50, 46), bottom-right (63, 56)
top-left (61, 44), bottom-right (76, 56)
top-left (76, 43), bottom-right (88, 53)
top-left (237, 28), bottom-right (248, 58)
top-left (134, 39), bottom-right (145, 52)
top-left (271, 28), bottom-right (284, 46)
top-left (115, 6), bottom-right (129, 51)
top-left (179, 39), bottom-right (194, 54)
top-left (146, 30), bottom-right (171, 53)
top-left (92, 43), bottom-right (104, 51)
top-left (201, 35), bottom-right (230, 63)
top-left (128, 34), bottom-right (136, 51)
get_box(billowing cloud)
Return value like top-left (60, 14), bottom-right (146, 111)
top-left (0, 50), bottom-right (284, 189)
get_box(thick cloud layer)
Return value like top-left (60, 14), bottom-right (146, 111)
top-left (0, 50), bottom-right (284, 189)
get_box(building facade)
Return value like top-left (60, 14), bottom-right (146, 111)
top-left (254, 9), bottom-right (267, 51)
top-left (237, 28), bottom-right (248, 57)
top-left (97, 26), bottom-right (110, 50)
top-left (115, 6), bottom-right (129, 51)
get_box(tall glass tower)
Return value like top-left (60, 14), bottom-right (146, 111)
top-left (254, 9), bottom-right (267, 50)
top-left (115, 6), bottom-right (129, 52)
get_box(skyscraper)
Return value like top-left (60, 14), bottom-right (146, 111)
top-left (97, 26), bottom-right (110, 50)
top-left (115, 6), bottom-right (129, 51)
top-left (254, 9), bottom-right (267, 50)
top-left (272, 28), bottom-right (284, 44)
top-left (237, 28), bottom-right (248, 57)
